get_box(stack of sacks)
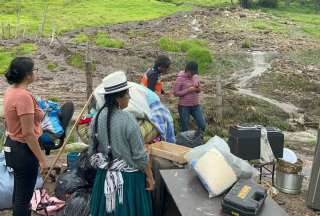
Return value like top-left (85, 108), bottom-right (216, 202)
top-left (185, 136), bottom-right (259, 198)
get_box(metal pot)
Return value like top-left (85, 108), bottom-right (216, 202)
top-left (275, 170), bottom-right (304, 194)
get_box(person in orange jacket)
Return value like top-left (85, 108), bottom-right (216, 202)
top-left (141, 55), bottom-right (171, 96)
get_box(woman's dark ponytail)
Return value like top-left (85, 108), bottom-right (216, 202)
top-left (93, 89), bottom-right (128, 162)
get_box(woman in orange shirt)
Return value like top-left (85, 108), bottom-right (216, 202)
top-left (3, 57), bottom-right (47, 216)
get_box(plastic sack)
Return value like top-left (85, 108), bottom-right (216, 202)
top-left (57, 189), bottom-right (91, 216)
top-left (55, 169), bottom-right (88, 201)
top-left (184, 136), bottom-right (230, 162)
top-left (31, 189), bottom-right (65, 216)
top-left (0, 152), bottom-right (43, 210)
top-left (139, 119), bottom-right (159, 144)
top-left (176, 130), bottom-right (203, 148)
top-left (192, 148), bottom-right (237, 198)
top-left (185, 136), bottom-right (259, 179)
top-left (36, 97), bottom-right (64, 138)
top-left (76, 151), bottom-right (97, 186)
top-left (64, 142), bottom-right (89, 153)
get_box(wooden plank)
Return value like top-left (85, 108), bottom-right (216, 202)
top-left (160, 169), bottom-right (288, 216)
top-left (151, 142), bottom-right (191, 164)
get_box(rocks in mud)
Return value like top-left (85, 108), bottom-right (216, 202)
top-left (39, 54), bottom-right (47, 60)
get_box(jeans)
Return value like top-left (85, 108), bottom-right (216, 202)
top-left (4, 137), bottom-right (39, 216)
top-left (178, 105), bottom-right (206, 132)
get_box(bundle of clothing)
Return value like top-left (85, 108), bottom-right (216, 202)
top-left (94, 82), bottom-right (175, 143)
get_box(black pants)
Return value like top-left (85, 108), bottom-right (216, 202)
top-left (4, 136), bottom-right (39, 216)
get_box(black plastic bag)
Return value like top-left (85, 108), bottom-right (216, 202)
top-left (176, 130), bottom-right (203, 148)
top-left (57, 189), bottom-right (91, 216)
top-left (76, 150), bottom-right (97, 186)
top-left (55, 169), bottom-right (89, 201)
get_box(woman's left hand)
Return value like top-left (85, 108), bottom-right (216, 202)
top-left (146, 176), bottom-right (155, 191)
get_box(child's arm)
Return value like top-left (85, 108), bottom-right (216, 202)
top-left (192, 74), bottom-right (200, 87)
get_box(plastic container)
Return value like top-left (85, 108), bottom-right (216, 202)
top-left (67, 152), bottom-right (80, 170)
top-left (222, 179), bottom-right (267, 216)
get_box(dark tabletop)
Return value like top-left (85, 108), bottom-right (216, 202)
top-left (160, 169), bottom-right (288, 216)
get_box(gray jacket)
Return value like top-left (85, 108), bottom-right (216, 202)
top-left (88, 108), bottom-right (148, 170)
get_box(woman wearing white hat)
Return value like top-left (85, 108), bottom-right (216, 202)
top-left (89, 71), bottom-right (154, 216)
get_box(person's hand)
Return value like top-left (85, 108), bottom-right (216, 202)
top-left (146, 176), bottom-right (155, 191)
top-left (188, 86), bottom-right (199, 93)
top-left (39, 160), bottom-right (48, 175)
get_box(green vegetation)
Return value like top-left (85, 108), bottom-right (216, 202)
top-left (73, 32), bottom-right (89, 44)
top-left (0, 50), bottom-right (13, 74)
top-left (95, 33), bottom-right (124, 48)
top-left (203, 94), bottom-right (289, 137)
top-left (211, 53), bottom-right (253, 75)
top-left (159, 36), bottom-right (207, 52)
top-left (262, 3), bottom-right (320, 39)
top-left (289, 49), bottom-right (320, 66)
top-left (186, 47), bottom-right (213, 72)
top-left (241, 38), bottom-right (252, 48)
top-left (0, 43), bottom-right (37, 74)
top-left (159, 37), bottom-right (212, 71)
top-left (159, 37), bottom-right (182, 52)
top-left (0, 0), bottom-right (190, 35)
top-left (47, 61), bottom-right (58, 71)
top-left (67, 53), bottom-right (85, 69)
top-left (170, 0), bottom-right (236, 7)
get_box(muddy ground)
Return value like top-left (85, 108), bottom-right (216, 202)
top-left (1, 6), bottom-right (320, 216)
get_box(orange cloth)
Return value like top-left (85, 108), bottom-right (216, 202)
top-left (140, 74), bottom-right (163, 95)
top-left (4, 87), bottom-right (44, 143)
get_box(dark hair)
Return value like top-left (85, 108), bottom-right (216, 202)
top-left (154, 55), bottom-right (171, 69)
top-left (185, 61), bottom-right (198, 75)
top-left (5, 57), bottom-right (34, 84)
top-left (93, 89), bottom-right (128, 162)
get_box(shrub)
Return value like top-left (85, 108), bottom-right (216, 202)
top-left (258, 0), bottom-right (278, 8)
top-left (186, 47), bottom-right (213, 72)
top-left (239, 0), bottom-right (253, 8)
top-left (95, 33), bottom-right (124, 48)
top-left (12, 43), bottom-right (37, 55)
top-left (73, 32), bottom-right (89, 44)
top-left (67, 53), bottom-right (85, 69)
top-left (159, 36), bottom-right (207, 53)
top-left (180, 39), bottom-right (206, 52)
top-left (159, 37), bottom-right (181, 52)
top-left (0, 50), bottom-right (13, 74)
top-left (47, 61), bottom-right (58, 71)
top-left (242, 38), bottom-right (252, 48)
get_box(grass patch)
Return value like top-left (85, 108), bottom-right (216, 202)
top-left (170, 0), bottom-right (235, 7)
top-left (211, 53), bottom-right (253, 75)
top-left (289, 49), bottom-right (320, 66)
top-left (241, 38), bottom-right (252, 48)
top-left (73, 32), bottom-right (89, 44)
top-left (159, 36), bottom-right (212, 72)
top-left (0, 43), bottom-right (37, 74)
top-left (186, 47), bottom-right (213, 72)
top-left (159, 36), bottom-right (207, 52)
top-left (67, 53), bottom-right (85, 69)
top-left (261, 2), bottom-right (320, 39)
top-left (203, 93), bottom-right (290, 137)
top-left (0, 50), bottom-right (13, 74)
top-left (47, 61), bottom-right (58, 71)
top-left (0, 0), bottom-right (190, 35)
top-left (95, 33), bottom-right (124, 48)
top-left (14, 43), bottom-right (38, 55)
top-left (159, 37), bottom-right (182, 52)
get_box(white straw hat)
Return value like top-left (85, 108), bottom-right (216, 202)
top-left (96, 71), bottom-right (130, 95)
